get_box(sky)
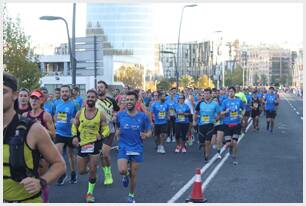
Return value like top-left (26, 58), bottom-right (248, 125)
top-left (5, 2), bottom-right (303, 54)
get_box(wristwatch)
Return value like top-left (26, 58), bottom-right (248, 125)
top-left (39, 178), bottom-right (47, 189)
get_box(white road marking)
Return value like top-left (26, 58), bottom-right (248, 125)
top-left (201, 121), bottom-right (253, 192)
top-left (296, 112), bottom-right (300, 115)
top-left (168, 119), bottom-right (252, 203)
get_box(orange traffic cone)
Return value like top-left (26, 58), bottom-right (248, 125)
top-left (185, 168), bottom-right (207, 203)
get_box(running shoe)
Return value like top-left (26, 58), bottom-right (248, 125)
top-left (57, 174), bottom-right (67, 186)
top-left (233, 160), bottom-right (238, 165)
top-left (70, 171), bottom-right (77, 184)
top-left (159, 145), bottom-right (166, 154)
top-left (181, 147), bottom-right (187, 153)
top-left (172, 138), bottom-right (176, 143)
top-left (166, 137), bottom-right (171, 143)
top-left (85, 193), bottom-right (95, 203)
top-left (217, 153), bottom-right (222, 159)
top-left (127, 195), bottom-right (136, 203)
top-left (175, 145), bottom-right (181, 153)
top-left (156, 145), bottom-right (161, 153)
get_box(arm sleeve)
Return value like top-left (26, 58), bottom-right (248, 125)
top-left (195, 102), bottom-right (201, 112)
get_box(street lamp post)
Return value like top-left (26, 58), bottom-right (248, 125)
top-left (160, 51), bottom-right (178, 89)
top-left (40, 12), bottom-right (76, 86)
top-left (177, 4), bottom-right (197, 89)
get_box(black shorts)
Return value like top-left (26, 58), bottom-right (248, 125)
top-left (266, 110), bottom-right (276, 119)
top-left (215, 124), bottom-right (225, 132)
top-left (55, 134), bottom-right (74, 148)
top-left (102, 132), bottom-right (115, 147)
top-left (155, 124), bottom-right (168, 136)
top-left (244, 111), bottom-right (251, 117)
top-left (251, 109), bottom-right (260, 118)
top-left (188, 114), bottom-right (193, 123)
top-left (78, 139), bottom-right (103, 158)
top-left (224, 124), bottom-right (241, 142)
top-left (198, 123), bottom-right (215, 143)
top-left (175, 123), bottom-right (189, 141)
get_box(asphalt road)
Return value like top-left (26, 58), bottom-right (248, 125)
top-left (49, 95), bottom-right (303, 203)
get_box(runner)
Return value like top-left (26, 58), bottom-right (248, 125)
top-left (22, 90), bottom-right (56, 202)
top-left (53, 88), bottom-right (61, 106)
top-left (151, 91), bottom-right (169, 154)
top-left (193, 88), bottom-right (220, 162)
top-left (174, 94), bottom-right (190, 152)
top-left (166, 89), bottom-right (177, 143)
top-left (211, 88), bottom-right (219, 150)
top-left (40, 87), bottom-right (56, 118)
top-left (16, 88), bottom-right (31, 115)
top-left (251, 91), bottom-right (261, 131)
top-left (242, 88), bottom-right (252, 133)
top-left (116, 91), bottom-right (152, 203)
top-left (54, 85), bottom-right (79, 185)
top-left (95, 80), bottom-right (120, 185)
top-left (264, 86), bottom-right (279, 133)
top-left (71, 89), bottom-right (110, 203)
top-left (71, 86), bottom-right (83, 108)
top-left (3, 72), bottom-right (65, 203)
top-left (221, 86), bottom-right (244, 165)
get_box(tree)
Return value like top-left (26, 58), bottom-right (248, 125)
top-left (179, 74), bottom-right (194, 88)
top-left (3, 6), bottom-right (42, 90)
top-left (114, 65), bottom-right (144, 88)
top-left (156, 79), bottom-right (171, 90)
top-left (195, 75), bottom-right (215, 88)
top-left (253, 73), bottom-right (260, 86)
top-left (224, 65), bottom-right (243, 87)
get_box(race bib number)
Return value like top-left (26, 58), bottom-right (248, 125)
top-left (57, 112), bottom-right (67, 123)
top-left (169, 109), bottom-right (175, 116)
top-left (201, 115), bottom-right (209, 122)
top-left (158, 111), bottom-right (166, 119)
top-left (81, 144), bottom-right (95, 153)
top-left (126, 151), bottom-right (140, 156)
top-left (230, 111), bottom-right (238, 118)
top-left (178, 114), bottom-right (185, 121)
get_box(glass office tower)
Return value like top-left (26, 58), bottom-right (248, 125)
top-left (87, 4), bottom-right (156, 69)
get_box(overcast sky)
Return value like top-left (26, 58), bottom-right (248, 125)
top-left (6, 2), bottom-right (303, 53)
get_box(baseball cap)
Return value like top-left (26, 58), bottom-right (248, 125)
top-left (30, 90), bottom-right (43, 98)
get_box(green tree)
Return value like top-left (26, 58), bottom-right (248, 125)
top-left (114, 65), bottom-right (144, 88)
top-left (224, 65), bottom-right (243, 86)
top-left (3, 6), bottom-right (42, 90)
top-left (179, 74), bottom-right (194, 88)
top-left (156, 79), bottom-right (171, 90)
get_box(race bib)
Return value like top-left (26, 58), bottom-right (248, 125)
top-left (81, 144), bottom-right (95, 153)
top-left (158, 111), bottom-right (166, 119)
top-left (57, 112), bottom-right (67, 123)
top-left (201, 115), bottom-right (209, 122)
top-left (230, 111), bottom-right (238, 118)
top-left (178, 114), bottom-right (185, 121)
top-left (169, 109), bottom-right (175, 116)
top-left (126, 151), bottom-right (140, 156)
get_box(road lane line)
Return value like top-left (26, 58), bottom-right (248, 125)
top-left (168, 119), bottom-right (252, 203)
top-left (201, 120), bottom-right (253, 192)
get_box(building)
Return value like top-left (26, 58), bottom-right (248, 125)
top-left (292, 49), bottom-right (303, 88)
top-left (86, 4), bottom-right (159, 79)
top-left (159, 41), bottom-right (211, 79)
top-left (39, 33), bottom-right (124, 95)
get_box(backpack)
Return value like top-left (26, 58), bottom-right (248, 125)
top-left (8, 115), bottom-right (39, 182)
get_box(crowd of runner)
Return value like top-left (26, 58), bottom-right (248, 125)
top-left (4, 72), bottom-right (280, 203)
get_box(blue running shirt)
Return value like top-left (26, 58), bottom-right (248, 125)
top-left (151, 102), bottom-right (169, 125)
top-left (55, 99), bottom-right (78, 137)
top-left (44, 100), bottom-right (56, 117)
top-left (174, 103), bottom-right (190, 124)
top-left (265, 93), bottom-right (277, 111)
top-left (166, 99), bottom-right (177, 117)
top-left (195, 100), bottom-right (220, 125)
top-left (221, 98), bottom-right (244, 125)
top-left (116, 111), bottom-right (151, 153)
